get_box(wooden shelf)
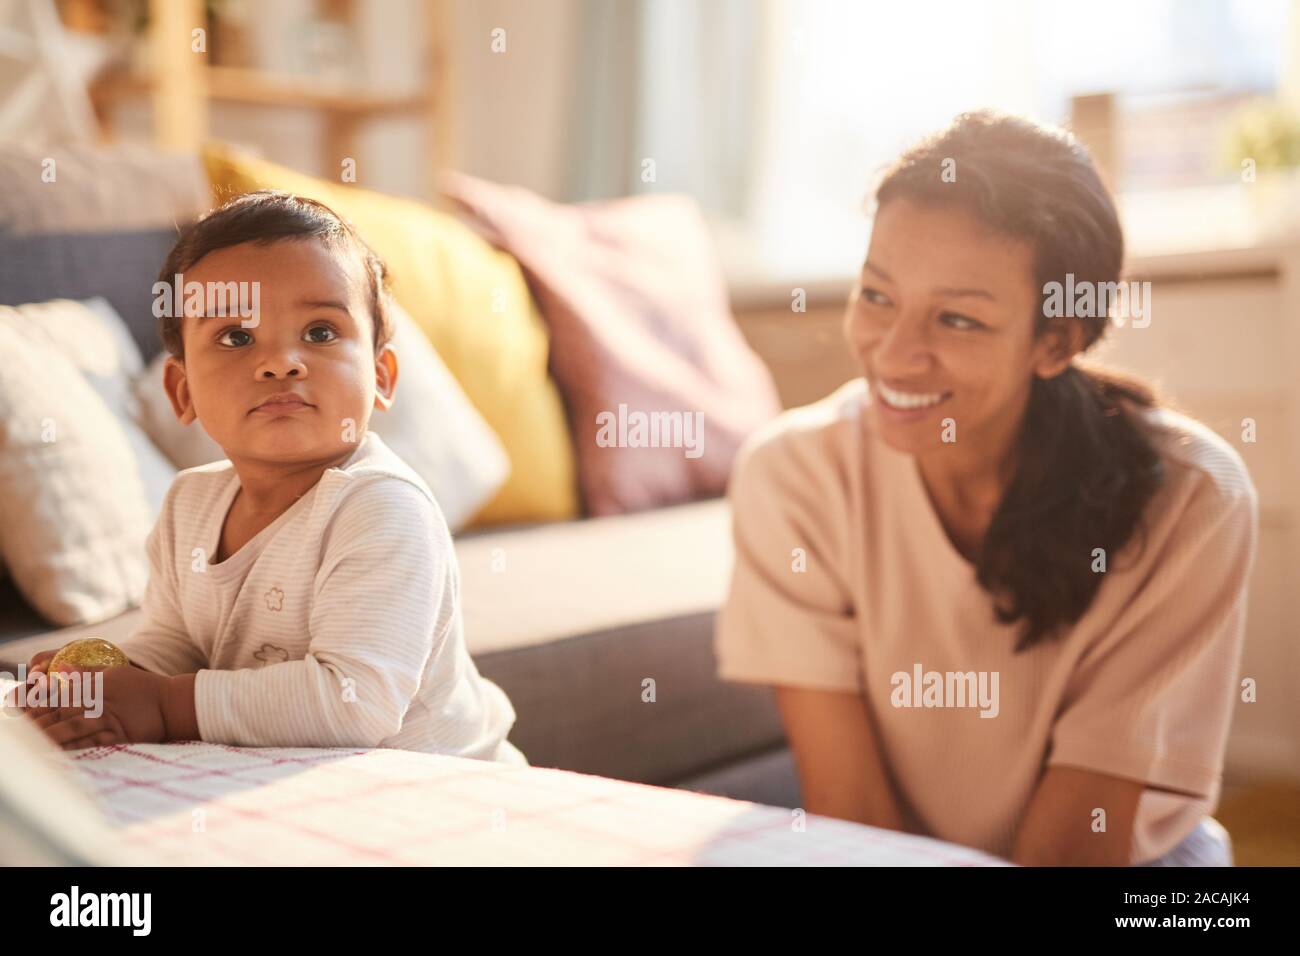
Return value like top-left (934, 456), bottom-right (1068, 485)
top-left (205, 67), bottom-right (431, 116)
top-left (92, 67), bottom-right (431, 117)
top-left (82, 0), bottom-right (454, 192)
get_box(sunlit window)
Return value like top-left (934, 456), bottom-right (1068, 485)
top-left (673, 0), bottom-right (1293, 279)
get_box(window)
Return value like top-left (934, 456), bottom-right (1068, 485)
top-left (639, 0), bottom-right (1294, 280)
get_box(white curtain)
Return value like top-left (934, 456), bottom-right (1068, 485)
top-left (565, 0), bottom-right (760, 216)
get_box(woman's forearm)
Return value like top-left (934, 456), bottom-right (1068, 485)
top-left (815, 730), bottom-right (907, 832)
top-left (774, 685), bottom-right (909, 833)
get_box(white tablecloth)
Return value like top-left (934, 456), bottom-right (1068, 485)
top-left (68, 742), bottom-right (1009, 866)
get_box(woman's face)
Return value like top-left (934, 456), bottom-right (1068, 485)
top-left (844, 198), bottom-right (1072, 460)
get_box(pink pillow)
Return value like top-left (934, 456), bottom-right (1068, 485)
top-left (440, 173), bottom-right (781, 516)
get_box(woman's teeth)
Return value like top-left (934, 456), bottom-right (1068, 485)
top-left (877, 382), bottom-right (950, 410)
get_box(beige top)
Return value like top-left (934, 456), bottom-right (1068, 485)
top-left (715, 378), bottom-right (1257, 862)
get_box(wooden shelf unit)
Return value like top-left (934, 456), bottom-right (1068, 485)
top-left (87, 0), bottom-right (455, 193)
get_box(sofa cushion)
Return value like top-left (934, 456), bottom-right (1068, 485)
top-left (0, 298), bottom-right (176, 518)
top-left (441, 173), bottom-right (783, 518)
top-left (457, 498), bottom-right (785, 784)
top-left (457, 499), bottom-right (728, 652)
top-left (676, 745), bottom-right (801, 809)
top-left (0, 498), bottom-right (786, 786)
top-left (0, 319), bottom-right (153, 626)
top-left (0, 575), bottom-right (145, 658)
top-left (0, 144), bottom-right (210, 363)
top-left (0, 231), bottom-right (180, 363)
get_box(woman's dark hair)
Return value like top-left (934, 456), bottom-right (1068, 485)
top-left (157, 190), bottom-right (393, 358)
top-left (874, 110), bottom-right (1165, 651)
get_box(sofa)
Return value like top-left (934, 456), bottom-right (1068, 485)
top-left (0, 143), bottom-right (801, 810)
top-left (0, 503), bottom-right (798, 806)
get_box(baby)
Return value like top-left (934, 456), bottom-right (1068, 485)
top-left (26, 190), bottom-right (526, 764)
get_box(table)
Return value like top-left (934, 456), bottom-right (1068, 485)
top-left (69, 742), bottom-right (1009, 866)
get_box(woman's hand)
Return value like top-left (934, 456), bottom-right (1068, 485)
top-left (27, 666), bottom-right (172, 751)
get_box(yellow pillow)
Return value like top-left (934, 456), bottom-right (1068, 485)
top-left (201, 143), bottom-right (578, 526)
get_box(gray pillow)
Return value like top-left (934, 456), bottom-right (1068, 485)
top-left (0, 143), bottom-right (210, 363)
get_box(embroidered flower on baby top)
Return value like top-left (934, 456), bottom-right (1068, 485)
top-left (253, 643), bottom-right (289, 665)
top-left (264, 586), bottom-right (285, 612)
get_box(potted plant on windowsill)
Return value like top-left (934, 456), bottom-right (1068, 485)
top-left (1223, 100), bottom-right (1300, 241)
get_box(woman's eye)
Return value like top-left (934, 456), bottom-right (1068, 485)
top-left (940, 312), bottom-right (983, 331)
top-left (304, 324), bottom-right (338, 343)
top-left (859, 286), bottom-right (891, 306)
top-left (217, 328), bottom-right (252, 348)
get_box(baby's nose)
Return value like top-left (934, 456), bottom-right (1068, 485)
top-left (257, 356), bottom-right (307, 379)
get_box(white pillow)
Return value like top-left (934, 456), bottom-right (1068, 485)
top-left (132, 301), bottom-right (510, 531)
top-left (0, 298), bottom-right (176, 517)
top-left (0, 322), bottom-right (151, 625)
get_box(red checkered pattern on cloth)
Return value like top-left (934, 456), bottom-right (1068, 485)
top-left (71, 742), bottom-right (1010, 866)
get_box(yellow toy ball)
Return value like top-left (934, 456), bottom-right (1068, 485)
top-left (47, 638), bottom-right (129, 673)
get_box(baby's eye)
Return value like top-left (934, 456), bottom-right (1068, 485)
top-left (304, 324), bottom-right (338, 344)
top-left (217, 328), bottom-right (252, 348)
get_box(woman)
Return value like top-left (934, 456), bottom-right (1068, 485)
top-left (715, 111), bottom-right (1257, 866)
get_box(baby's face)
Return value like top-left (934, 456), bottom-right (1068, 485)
top-left (163, 238), bottom-right (395, 469)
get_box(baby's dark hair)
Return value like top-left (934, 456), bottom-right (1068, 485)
top-left (157, 190), bottom-right (393, 358)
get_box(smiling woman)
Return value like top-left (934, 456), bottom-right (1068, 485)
top-left (715, 110), bottom-right (1258, 867)
top-left (860, 115), bottom-right (1167, 632)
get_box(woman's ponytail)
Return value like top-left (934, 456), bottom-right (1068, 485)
top-left (978, 364), bottom-right (1164, 649)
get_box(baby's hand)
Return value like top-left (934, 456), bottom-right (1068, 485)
top-left (1, 650), bottom-right (57, 711)
top-left (29, 666), bottom-right (170, 752)
top-left (26, 649), bottom-right (56, 676)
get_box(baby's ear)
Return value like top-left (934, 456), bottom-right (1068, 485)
top-left (162, 356), bottom-right (198, 424)
top-left (372, 345), bottom-right (398, 412)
